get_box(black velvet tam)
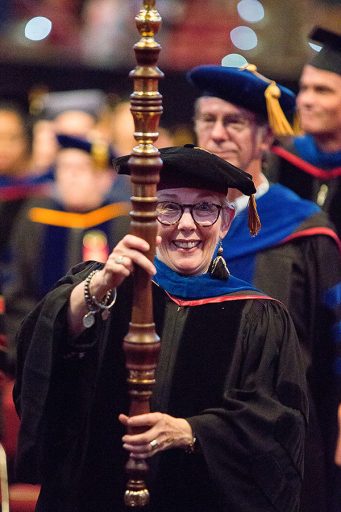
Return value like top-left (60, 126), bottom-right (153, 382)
top-left (57, 134), bottom-right (117, 169)
top-left (309, 26), bottom-right (341, 75)
top-left (114, 144), bottom-right (256, 196)
top-left (187, 65), bottom-right (296, 119)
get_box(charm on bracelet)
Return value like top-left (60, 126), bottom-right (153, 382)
top-left (82, 270), bottom-right (117, 328)
top-left (82, 311), bottom-right (96, 329)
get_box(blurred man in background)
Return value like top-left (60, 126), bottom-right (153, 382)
top-left (269, 26), bottom-right (341, 237)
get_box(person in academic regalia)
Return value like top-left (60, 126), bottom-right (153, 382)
top-left (4, 134), bottom-right (131, 374)
top-left (268, 26), bottom-right (341, 237)
top-left (13, 145), bottom-right (307, 512)
top-left (0, 101), bottom-right (54, 288)
top-left (188, 64), bottom-right (341, 512)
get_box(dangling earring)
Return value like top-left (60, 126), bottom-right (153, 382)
top-left (209, 240), bottom-right (230, 280)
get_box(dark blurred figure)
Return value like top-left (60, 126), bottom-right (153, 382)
top-left (270, 27), bottom-right (341, 237)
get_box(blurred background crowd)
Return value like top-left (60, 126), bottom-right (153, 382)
top-left (0, 0), bottom-right (340, 510)
top-left (0, 0), bottom-right (340, 126)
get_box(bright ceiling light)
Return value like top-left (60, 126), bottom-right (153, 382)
top-left (237, 0), bottom-right (265, 23)
top-left (25, 17), bottom-right (52, 41)
top-left (221, 54), bottom-right (248, 67)
top-left (230, 26), bottom-right (258, 51)
top-left (308, 42), bottom-right (322, 52)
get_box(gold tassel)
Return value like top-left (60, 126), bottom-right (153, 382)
top-left (240, 64), bottom-right (295, 138)
top-left (264, 82), bottom-right (294, 137)
top-left (209, 241), bottom-right (230, 280)
top-left (292, 112), bottom-right (303, 136)
top-left (91, 140), bottom-right (110, 170)
top-left (248, 194), bottom-right (261, 236)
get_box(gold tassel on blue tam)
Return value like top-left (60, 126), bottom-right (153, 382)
top-left (188, 63), bottom-right (297, 138)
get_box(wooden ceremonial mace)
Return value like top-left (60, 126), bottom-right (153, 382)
top-left (123, 0), bottom-right (163, 507)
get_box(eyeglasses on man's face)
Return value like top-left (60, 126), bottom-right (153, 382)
top-left (156, 201), bottom-right (223, 226)
top-left (196, 113), bottom-right (254, 133)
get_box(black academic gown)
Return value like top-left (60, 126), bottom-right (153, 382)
top-left (269, 137), bottom-right (341, 237)
top-left (14, 262), bottom-right (307, 512)
top-left (223, 184), bottom-right (341, 512)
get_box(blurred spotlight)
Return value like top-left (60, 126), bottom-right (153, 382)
top-left (230, 26), bottom-right (258, 51)
top-left (25, 17), bottom-right (52, 41)
top-left (237, 0), bottom-right (265, 23)
top-left (309, 42), bottom-right (322, 52)
top-left (221, 54), bottom-right (248, 67)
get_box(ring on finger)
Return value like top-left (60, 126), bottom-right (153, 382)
top-left (150, 439), bottom-right (158, 450)
top-left (114, 255), bottom-right (125, 265)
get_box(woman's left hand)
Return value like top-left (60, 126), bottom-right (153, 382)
top-left (119, 412), bottom-right (194, 458)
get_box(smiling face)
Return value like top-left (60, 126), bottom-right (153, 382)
top-left (297, 65), bottom-right (341, 143)
top-left (156, 187), bottom-right (234, 275)
top-left (55, 148), bottom-right (112, 211)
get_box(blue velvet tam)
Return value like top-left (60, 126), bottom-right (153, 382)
top-left (56, 134), bottom-right (117, 169)
top-left (187, 64), bottom-right (296, 121)
top-left (309, 26), bottom-right (341, 75)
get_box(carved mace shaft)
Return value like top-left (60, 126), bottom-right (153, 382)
top-left (123, 0), bottom-right (163, 507)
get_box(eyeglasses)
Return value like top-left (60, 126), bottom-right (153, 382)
top-left (156, 201), bottom-right (222, 226)
top-left (196, 114), bottom-right (253, 133)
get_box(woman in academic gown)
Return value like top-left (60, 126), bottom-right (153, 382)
top-left (14, 145), bottom-right (308, 512)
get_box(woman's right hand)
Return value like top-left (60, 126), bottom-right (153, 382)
top-left (93, 234), bottom-right (158, 295)
top-left (68, 234), bottom-right (160, 335)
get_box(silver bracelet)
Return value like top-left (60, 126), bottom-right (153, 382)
top-left (82, 270), bottom-right (117, 328)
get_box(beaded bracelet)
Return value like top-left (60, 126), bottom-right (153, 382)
top-left (82, 270), bottom-right (117, 328)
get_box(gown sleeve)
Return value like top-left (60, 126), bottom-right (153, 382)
top-left (13, 261), bottom-right (102, 482)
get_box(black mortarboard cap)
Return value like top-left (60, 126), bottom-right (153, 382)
top-left (115, 144), bottom-right (260, 235)
top-left (57, 134), bottom-right (117, 169)
top-left (308, 26), bottom-right (341, 75)
top-left (187, 64), bottom-right (297, 136)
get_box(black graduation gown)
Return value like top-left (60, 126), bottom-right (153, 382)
top-left (14, 262), bottom-right (308, 512)
top-left (268, 138), bottom-right (341, 237)
top-left (223, 185), bottom-right (341, 512)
